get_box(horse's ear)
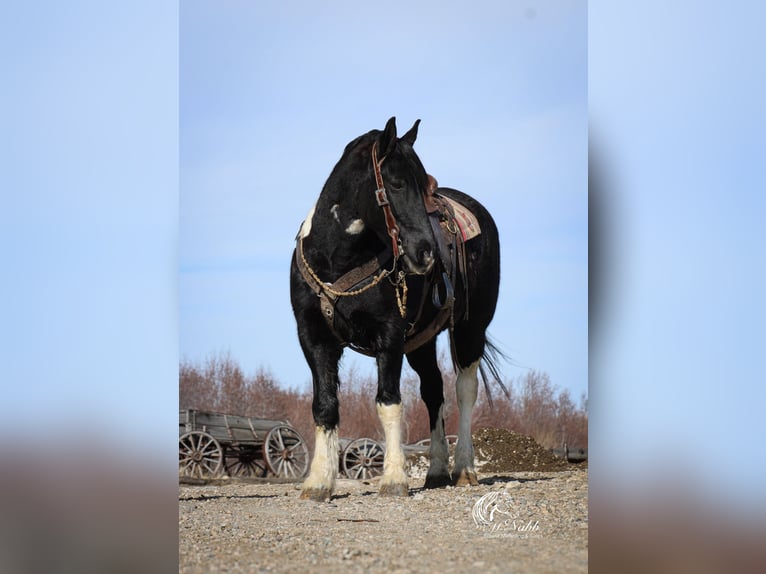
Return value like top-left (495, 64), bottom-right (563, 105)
top-left (379, 116), bottom-right (398, 158)
top-left (401, 119), bottom-right (421, 146)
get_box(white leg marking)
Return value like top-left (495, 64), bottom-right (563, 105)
top-left (377, 403), bottom-right (408, 489)
top-left (298, 202), bottom-right (317, 239)
top-left (301, 426), bottom-right (338, 494)
top-left (453, 360), bottom-right (480, 479)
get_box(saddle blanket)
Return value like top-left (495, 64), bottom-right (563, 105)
top-left (440, 195), bottom-right (481, 241)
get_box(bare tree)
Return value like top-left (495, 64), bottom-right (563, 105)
top-left (179, 354), bottom-right (588, 452)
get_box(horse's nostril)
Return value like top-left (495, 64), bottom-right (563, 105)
top-left (406, 243), bottom-right (436, 273)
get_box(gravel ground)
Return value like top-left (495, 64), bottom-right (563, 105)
top-left (179, 467), bottom-right (588, 573)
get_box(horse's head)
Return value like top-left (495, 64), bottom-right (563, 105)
top-left (327, 117), bottom-right (436, 275)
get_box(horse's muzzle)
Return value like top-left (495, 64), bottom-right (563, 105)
top-left (402, 248), bottom-right (435, 275)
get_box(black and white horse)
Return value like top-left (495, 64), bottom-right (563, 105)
top-left (290, 117), bottom-right (502, 501)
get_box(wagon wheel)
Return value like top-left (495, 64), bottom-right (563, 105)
top-left (224, 445), bottom-right (267, 478)
top-left (179, 431), bottom-right (224, 478)
top-left (342, 438), bottom-right (385, 480)
top-left (263, 425), bottom-right (309, 478)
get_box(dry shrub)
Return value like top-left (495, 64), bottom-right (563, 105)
top-left (179, 353), bottom-right (587, 454)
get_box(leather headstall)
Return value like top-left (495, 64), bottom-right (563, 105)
top-left (295, 140), bottom-right (465, 357)
top-left (371, 141), bottom-right (404, 260)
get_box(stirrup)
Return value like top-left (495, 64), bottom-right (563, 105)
top-left (432, 271), bottom-right (455, 309)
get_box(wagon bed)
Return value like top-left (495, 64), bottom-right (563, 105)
top-left (179, 409), bottom-right (309, 480)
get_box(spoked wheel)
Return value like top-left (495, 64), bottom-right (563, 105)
top-left (342, 438), bottom-right (385, 480)
top-left (263, 425), bottom-right (309, 479)
top-left (224, 445), bottom-right (267, 478)
top-left (179, 431), bottom-right (224, 478)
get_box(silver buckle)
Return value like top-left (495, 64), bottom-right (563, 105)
top-left (375, 188), bottom-right (389, 206)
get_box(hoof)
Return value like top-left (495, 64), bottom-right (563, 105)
top-left (379, 482), bottom-right (409, 497)
top-left (299, 487), bottom-right (332, 502)
top-left (452, 468), bottom-right (479, 487)
top-left (423, 473), bottom-right (452, 489)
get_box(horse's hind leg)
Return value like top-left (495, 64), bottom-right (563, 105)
top-left (452, 359), bottom-right (480, 486)
top-left (451, 324), bottom-right (488, 486)
top-left (406, 339), bottom-right (451, 488)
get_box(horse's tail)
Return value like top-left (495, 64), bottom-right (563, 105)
top-left (478, 335), bottom-right (510, 408)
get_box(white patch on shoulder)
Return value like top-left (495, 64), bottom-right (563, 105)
top-left (331, 204), bottom-right (364, 235)
top-left (298, 202), bottom-right (317, 239)
top-left (345, 219), bottom-right (365, 235)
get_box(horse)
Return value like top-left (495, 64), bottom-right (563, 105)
top-left (290, 117), bottom-right (503, 501)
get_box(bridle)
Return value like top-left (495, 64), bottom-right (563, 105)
top-left (371, 140), bottom-right (404, 261)
top-left (295, 138), bottom-right (458, 356)
top-left (296, 139), bottom-right (411, 320)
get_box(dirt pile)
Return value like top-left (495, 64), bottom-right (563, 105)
top-left (406, 428), bottom-right (573, 476)
top-left (472, 427), bottom-right (570, 472)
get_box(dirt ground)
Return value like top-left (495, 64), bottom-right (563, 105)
top-left (179, 430), bottom-right (588, 573)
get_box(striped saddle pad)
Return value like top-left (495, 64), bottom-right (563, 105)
top-left (440, 195), bottom-right (481, 241)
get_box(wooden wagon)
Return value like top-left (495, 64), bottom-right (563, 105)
top-left (337, 436), bottom-right (462, 480)
top-left (338, 437), bottom-right (385, 480)
top-left (179, 409), bottom-right (309, 479)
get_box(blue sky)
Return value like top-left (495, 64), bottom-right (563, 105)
top-left (180, 1), bottom-right (588, 401)
top-left (1, 2), bottom-right (177, 464)
top-left (590, 2), bottom-right (766, 510)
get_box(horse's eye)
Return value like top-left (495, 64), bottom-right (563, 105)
top-left (389, 180), bottom-right (405, 192)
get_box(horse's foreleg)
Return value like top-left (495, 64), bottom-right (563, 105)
top-left (376, 351), bottom-right (409, 497)
top-left (299, 341), bottom-right (341, 502)
top-left (300, 424), bottom-right (339, 502)
top-left (376, 402), bottom-right (409, 496)
top-left (452, 360), bottom-right (480, 486)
